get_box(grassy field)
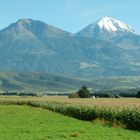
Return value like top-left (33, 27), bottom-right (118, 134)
top-left (0, 96), bottom-right (140, 130)
top-left (0, 105), bottom-right (140, 140)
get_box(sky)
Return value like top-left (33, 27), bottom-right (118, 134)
top-left (0, 0), bottom-right (140, 33)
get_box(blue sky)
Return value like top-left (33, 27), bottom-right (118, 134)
top-left (0, 0), bottom-right (139, 33)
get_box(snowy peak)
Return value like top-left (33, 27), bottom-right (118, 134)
top-left (76, 16), bottom-right (137, 38)
top-left (96, 16), bottom-right (135, 33)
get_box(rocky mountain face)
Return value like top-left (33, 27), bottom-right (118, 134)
top-left (0, 17), bottom-right (140, 78)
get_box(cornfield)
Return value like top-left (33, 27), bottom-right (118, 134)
top-left (0, 96), bottom-right (140, 130)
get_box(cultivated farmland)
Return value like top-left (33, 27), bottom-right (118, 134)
top-left (0, 105), bottom-right (140, 140)
top-left (0, 96), bottom-right (140, 131)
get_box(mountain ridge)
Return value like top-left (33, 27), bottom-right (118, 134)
top-left (0, 17), bottom-right (140, 78)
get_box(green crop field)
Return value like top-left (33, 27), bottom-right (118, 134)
top-left (0, 105), bottom-right (140, 140)
top-left (0, 96), bottom-right (140, 130)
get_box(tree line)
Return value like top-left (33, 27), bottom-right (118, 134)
top-left (69, 85), bottom-right (140, 98)
top-left (0, 92), bottom-right (38, 96)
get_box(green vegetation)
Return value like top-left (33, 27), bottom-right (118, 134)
top-left (136, 91), bottom-right (140, 98)
top-left (1, 92), bottom-right (38, 96)
top-left (68, 93), bottom-right (79, 98)
top-left (0, 71), bottom-right (92, 94)
top-left (26, 101), bottom-right (140, 131)
top-left (1, 71), bottom-right (140, 95)
top-left (69, 85), bottom-right (91, 98)
top-left (92, 93), bottom-right (136, 98)
top-left (76, 85), bottom-right (90, 98)
top-left (0, 99), bottom-right (140, 131)
top-left (0, 105), bottom-right (140, 140)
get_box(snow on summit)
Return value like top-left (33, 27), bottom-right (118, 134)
top-left (96, 16), bottom-right (135, 33)
top-left (77, 16), bottom-right (137, 38)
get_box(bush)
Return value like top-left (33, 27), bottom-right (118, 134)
top-left (68, 93), bottom-right (79, 98)
top-left (93, 93), bottom-right (115, 98)
top-left (114, 94), bottom-right (121, 98)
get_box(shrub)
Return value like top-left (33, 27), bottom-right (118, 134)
top-left (114, 94), bottom-right (121, 98)
top-left (68, 93), bottom-right (79, 98)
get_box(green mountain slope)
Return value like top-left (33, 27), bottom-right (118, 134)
top-left (0, 71), bottom-right (94, 93)
top-left (0, 71), bottom-right (140, 94)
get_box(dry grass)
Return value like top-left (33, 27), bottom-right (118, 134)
top-left (0, 96), bottom-right (140, 109)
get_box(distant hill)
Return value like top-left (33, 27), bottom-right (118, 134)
top-left (0, 71), bottom-right (94, 94)
top-left (0, 71), bottom-right (140, 94)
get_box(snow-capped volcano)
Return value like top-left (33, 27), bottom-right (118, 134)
top-left (76, 16), bottom-right (137, 39)
top-left (76, 16), bottom-right (140, 49)
top-left (96, 16), bottom-right (135, 33)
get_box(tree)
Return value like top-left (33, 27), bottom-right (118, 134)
top-left (136, 91), bottom-right (140, 98)
top-left (77, 85), bottom-right (90, 98)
